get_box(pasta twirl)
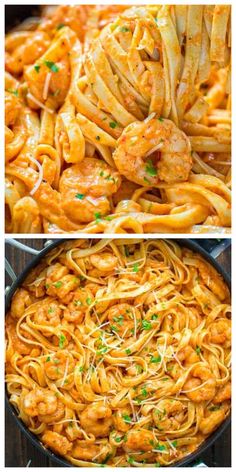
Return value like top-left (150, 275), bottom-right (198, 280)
top-left (5, 5), bottom-right (231, 234)
top-left (5, 239), bottom-right (231, 466)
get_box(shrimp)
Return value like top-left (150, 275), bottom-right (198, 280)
top-left (44, 351), bottom-right (75, 380)
top-left (22, 388), bottom-right (58, 417)
top-left (208, 319), bottom-right (231, 345)
top-left (177, 346), bottom-right (200, 366)
top-left (199, 409), bottom-right (226, 435)
top-left (183, 365), bottom-right (216, 402)
top-left (38, 400), bottom-right (65, 424)
top-left (10, 288), bottom-right (32, 319)
top-left (197, 259), bottom-right (230, 301)
top-left (113, 407), bottom-right (132, 432)
top-left (5, 31), bottom-right (50, 75)
top-left (153, 400), bottom-right (185, 431)
top-left (34, 301), bottom-right (62, 328)
top-left (90, 252), bottom-right (118, 273)
top-left (71, 440), bottom-right (112, 463)
top-left (113, 118), bottom-right (192, 186)
top-left (59, 158), bottom-right (121, 223)
top-left (5, 91), bottom-right (21, 127)
top-left (105, 303), bottom-right (141, 338)
top-left (46, 275), bottom-right (80, 300)
top-left (79, 402), bottom-right (113, 437)
top-left (42, 430), bottom-right (72, 455)
top-left (63, 287), bottom-right (94, 322)
top-left (6, 316), bottom-right (31, 356)
top-left (213, 382), bottom-right (231, 404)
top-left (125, 429), bottom-right (155, 452)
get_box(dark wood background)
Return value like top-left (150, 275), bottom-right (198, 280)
top-left (5, 239), bottom-right (231, 467)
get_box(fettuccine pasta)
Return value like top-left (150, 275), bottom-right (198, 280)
top-left (5, 5), bottom-right (231, 234)
top-left (5, 239), bottom-right (231, 466)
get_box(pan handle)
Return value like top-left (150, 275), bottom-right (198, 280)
top-left (5, 239), bottom-right (52, 284)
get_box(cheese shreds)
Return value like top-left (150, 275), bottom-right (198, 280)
top-left (132, 308), bottom-right (137, 339)
top-left (27, 93), bottom-right (54, 114)
top-left (144, 142), bottom-right (163, 158)
top-left (29, 156), bottom-right (43, 195)
top-left (85, 196), bottom-right (101, 207)
top-left (43, 72), bottom-right (52, 100)
top-left (144, 112), bottom-right (156, 123)
top-left (84, 321), bottom-right (110, 339)
top-left (166, 436), bottom-right (178, 452)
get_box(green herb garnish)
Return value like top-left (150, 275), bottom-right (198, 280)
top-left (44, 60), bottom-right (59, 72)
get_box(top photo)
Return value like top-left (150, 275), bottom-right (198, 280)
top-left (5, 4), bottom-right (231, 235)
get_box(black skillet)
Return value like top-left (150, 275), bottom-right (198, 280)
top-left (5, 238), bottom-right (231, 467)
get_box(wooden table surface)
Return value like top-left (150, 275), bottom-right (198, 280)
top-left (5, 239), bottom-right (231, 467)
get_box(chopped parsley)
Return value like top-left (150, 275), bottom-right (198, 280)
top-left (141, 320), bottom-right (152, 330)
top-left (96, 135), bottom-right (100, 140)
top-left (46, 356), bottom-right (51, 362)
top-left (144, 176), bottom-right (151, 184)
top-left (59, 334), bottom-right (66, 348)
top-left (113, 315), bottom-right (124, 325)
top-left (127, 456), bottom-right (135, 464)
top-left (7, 88), bottom-right (18, 96)
top-left (133, 262), bottom-right (139, 273)
top-left (44, 60), bottom-right (59, 72)
top-left (158, 116), bottom-right (164, 122)
top-left (86, 297), bottom-right (92, 306)
top-left (75, 193), bottom-right (85, 200)
top-left (120, 26), bottom-right (130, 32)
top-left (151, 314), bottom-right (159, 320)
top-left (111, 325), bottom-right (118, 332)
top-left (114, 436), bottom-right (122, 443)
top-left (196, 346), bottom-right (201, 355)
top-left (94, 212), bottom-right (102, 223)
top-left (109, 121), bottom-right (118, 129)
top-left (99, 170), bottom-right (104, 177)
top-left (125, 348), bottom-right (131, 355)
top-left (208, 405), bottom-right (221, 411)
top-left (172, 441), bottom-right (178, 447)
top-left (125, 247), bottom-right (130, 257)
top-left (141, 387), bottom-right (148, 397)
top-left (54, 281), bottom-right (63, 288)
top-left (145, 159), bottom-right (157, 177)
top-left (122, 414), bottom-right (132, 423)
top-left (79, 366), bottom-right (84, 372)
top-left (34, 65), bottom-right (40, 73)
top-left (150, 355), bottom-right (161, 363)
top-left (56, 23), bottom-right (65, 30)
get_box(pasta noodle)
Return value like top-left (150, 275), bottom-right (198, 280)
top-left (5, 239), bottom-right (231, 466)
top-left (5, 5), bottom-right (231, 234)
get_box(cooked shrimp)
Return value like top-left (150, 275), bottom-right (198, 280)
top-left (10, 288), bottom-right (32, 319)
top-left (6, 316), bottom-right (31, 356)
top-left (63, 287), bottom-right (94, 322)
top-left (59, 158), bottom-right (121, 223)
top-left (153, 400), bottom-right (185, 431)
top-left (44, 351), bottom-right (75, 380)
top-left (209, 319), bottom-right (231, 345)
top-left (197, 259), bottom-right (229, 301)
top-left (79, 402), bottom-right (113, 437)
top-left (113, 118), bottom-right (192, 186)
top-left (199, 409), bottom-right (225, 435)
top-left (183, 365), bottom-right (216, 402)
top-left (22, 388), bottom-right (58, 417)
top-left (38, 400), bottom-right (65, 424)
top-left (113, 407), bottom-right (133, 432)
top-left (125, 429), bottom-right (155, 452)
top-left (72, 441), bottom-right (112, 462)
top-left (213, 382), bottom-right (231, 404)
top-left (5, 91), bottom-right (21, 127)
top-left (34, 301), bottom-right (62, 327)
top-left (5, 31), bottom-right (50, 75)
top-left (46, 275), bottom-right (80, 300)
top-left (105, 303), bottom-right (141, 338)
top-left (90, 252), bottom-right (118, 273)
top-left (177, 346), bottom-right (199, 366)
top-left (42, 430), bottom-right (72, 455)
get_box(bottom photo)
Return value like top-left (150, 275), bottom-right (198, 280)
top-left (5, 238), bottom-right (231, 467)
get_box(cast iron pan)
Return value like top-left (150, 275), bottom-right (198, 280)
top-left (5, 238), bottom-right (231, 467)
